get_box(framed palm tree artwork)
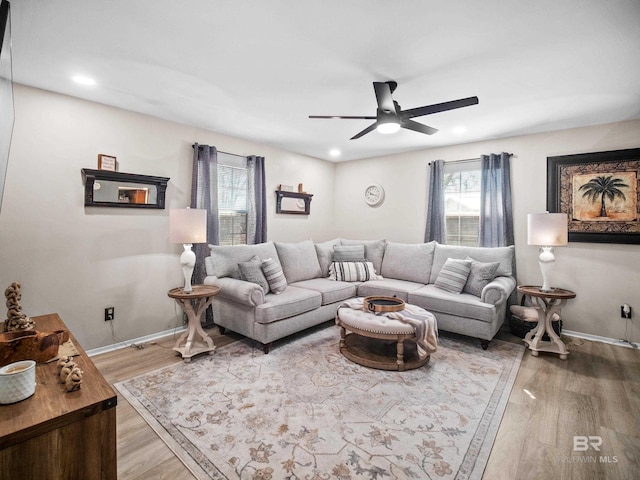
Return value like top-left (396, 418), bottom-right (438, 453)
top-left (547, 148), bottom-right (640, 244)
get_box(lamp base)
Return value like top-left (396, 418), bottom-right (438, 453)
top-left (180, 244), bottom-right (196, 293)
top-left (538, 246), bottom-right (555, 292)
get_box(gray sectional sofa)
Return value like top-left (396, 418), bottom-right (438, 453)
top-left (204, 239), bottom-right (516, 352)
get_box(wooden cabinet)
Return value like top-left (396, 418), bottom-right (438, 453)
top-left (0, 313), bottom-right (117, 479)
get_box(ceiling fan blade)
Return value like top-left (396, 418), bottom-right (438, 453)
top-left (402, 119), bottom-right (438, 135)
top-left (401, 96), bottom-right (479, 119)
top-left (373, 82), bottom-right (396, 114)
top-left (350, 122), bottom-right (378, 140)
top-left (309, 115), bottom-right (377, 119)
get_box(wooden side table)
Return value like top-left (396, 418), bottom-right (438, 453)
top-left (168, 285), bottom-right (220, 362)
top-left (517, 285), bottom-right (576, 360)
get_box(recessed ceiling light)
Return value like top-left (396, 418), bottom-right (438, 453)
top-left (72, 75), bottom-right (96, 86)
top-left (329, 148), bottom-right (341, 157)
top-left (452, 126), bottom-right (467, 134)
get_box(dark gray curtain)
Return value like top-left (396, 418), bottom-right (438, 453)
top-left (479, 152), bottom-right (514, 247)
top-left (191, 144), bottom-right (219, 285)
top-left (247, 155), bottom-right (267, 244)
top-left (425, 160), bottom-right (446, 243)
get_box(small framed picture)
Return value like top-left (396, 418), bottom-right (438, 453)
top-left (98, 154), bottom-right (118, 171)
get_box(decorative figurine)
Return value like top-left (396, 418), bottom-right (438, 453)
top-left (59, 361), bottom-right (78, 384)
top-left (3, 282), bottom-right (35, 332)
top-left (57, 356), bottom-right (74, 375)
top-left (65, 366), bottom-right (83, 392)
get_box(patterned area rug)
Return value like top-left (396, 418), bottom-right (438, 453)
top-left (115, 325), bottom-right (523, 480)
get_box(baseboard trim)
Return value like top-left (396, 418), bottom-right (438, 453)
top-left (86, 326), bottom-right (187, 357)
top-left (563, 329), bottom-right (639, 350)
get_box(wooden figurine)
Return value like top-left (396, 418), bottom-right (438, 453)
top-left (57, 356), bottom-right (74, 375)
top-left (3, 282), bottom-right (35, 332)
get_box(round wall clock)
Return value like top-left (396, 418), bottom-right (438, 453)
top-left (364, 184), bottom-right (385, 206)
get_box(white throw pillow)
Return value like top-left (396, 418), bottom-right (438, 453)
top-left (434, 258), bottom-right (472, 294)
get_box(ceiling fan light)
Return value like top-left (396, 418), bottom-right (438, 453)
top-left (376, 121), bottom-right (401, 134)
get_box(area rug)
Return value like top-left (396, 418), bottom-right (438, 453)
top-left (115, 325), bottom-right (524, 480)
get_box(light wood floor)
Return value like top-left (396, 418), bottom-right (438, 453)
top-left (92, 325), bottom-right (640, 480)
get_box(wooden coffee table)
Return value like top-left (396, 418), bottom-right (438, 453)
top-left (336, 306), bottom-right (430, 371)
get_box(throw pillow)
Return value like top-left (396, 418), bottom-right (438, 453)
top-left (329, 261), bottom-right (382, 282)
top-left (463, 257), bottom-right (500, 297)
top-left (261, 258), bottom-right (287, 294)
top-left (333, 245), bottom-right (366, 262)
top-left (434, 258), bottom-right (472, 294)
top-left (238, 255), bottom-right (270, 293)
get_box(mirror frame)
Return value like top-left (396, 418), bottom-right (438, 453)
top-left (81, 168), bottom-right (169, 209)
top-left (275, 190), bottom-right (313, 215)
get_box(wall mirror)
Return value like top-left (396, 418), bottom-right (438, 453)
top-left (275, 190), bottom-right (313, 215)
top-left (82, 169), bottom-right (169, 209)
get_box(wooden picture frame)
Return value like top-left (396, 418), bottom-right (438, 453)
top-left (98, 154), bottom-right (117, 172)
top-left (547, 148), bottom-right (640, 244)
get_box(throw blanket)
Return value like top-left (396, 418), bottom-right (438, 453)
top-left (338, 297), bottom-right (438, 358)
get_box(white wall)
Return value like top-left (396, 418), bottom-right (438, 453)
top-left (2, 85), bottom-right (638, 349)
top-left (335, 119), bottom-right (640, 343)
top-left (0, 85), bottom-right (336, 349)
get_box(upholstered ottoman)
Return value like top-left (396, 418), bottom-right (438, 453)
top-left (336, 306), bottom-right (431, 371)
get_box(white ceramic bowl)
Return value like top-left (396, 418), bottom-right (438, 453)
top-left (0, 360), bottom-right (37, 404)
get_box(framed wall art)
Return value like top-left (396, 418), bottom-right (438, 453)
top-left (547, 148), bottom-right (640, 244)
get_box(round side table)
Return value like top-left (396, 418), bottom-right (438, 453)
top-left (168, 285), bottom-right (220, 362)
top-left (517, 285), bottom-right (576, 360)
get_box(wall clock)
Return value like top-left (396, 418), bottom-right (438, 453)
top-left (364, 184), bottom-right (385, 206)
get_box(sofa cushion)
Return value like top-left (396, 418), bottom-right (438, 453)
top-left (208, 242), bottom-right (279, 279)
top-left (314, 239), bottom-right (341, 277)
top-left (356, 278), bottom-right (425, 302)
top-left (261, 258), bottom-right (287, 294)
top-left (409, 285), bottom-right (496, 323)
top-left (238, 255), bottom-right (269, 293)
top-left (255, 286), bottom-right (322, 324)
top-left (329, 261), bottom-right (382, 282)
top-left (275, 240), bottom-right (323, 283)
top-left (380, 241), bottom-right (436, 284)
top-left (463, 257), bottom-right (500, 297)
top-left (340, 239), bottom-right (386, 274)
top-left (434, 258), bottom-right (472, 294)
top-left (290, 278), bottom-right (357, 305)
top-left (429, 243), bottom-right (515, 283)
top-left (333, 245), bottom-right (366, 261)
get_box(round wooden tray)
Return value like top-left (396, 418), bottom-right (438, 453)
top-left (363, 296), bottom-right (405, 313)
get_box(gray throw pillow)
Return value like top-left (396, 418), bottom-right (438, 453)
top-left (333, 245), bottom-right (365, 261)
top-left (238, 255), bottom-right (269, 293)
top-left (261, 258), bottom-right (287, 294)
top-left (463, 257), bottom-right (500, 297)
top-left (434, 258), bottom-right (472, 294)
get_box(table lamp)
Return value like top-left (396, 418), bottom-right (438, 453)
top-left (169, 208), bottom-right (207, 293)
top-left (527, 212), bottom-right (568, 292)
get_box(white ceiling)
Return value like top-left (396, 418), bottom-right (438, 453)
top-left (8, 0), bottom-right (640, 162)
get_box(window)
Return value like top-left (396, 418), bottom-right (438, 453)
top-left (217, 153), bottom-right (248, 246)
top-left (443, 160), bottom-right (481, 246)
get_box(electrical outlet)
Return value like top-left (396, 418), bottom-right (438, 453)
top-left (105, 306), bottom-right (115, 321)
top-left (621, 304), bottom-right (632, 319)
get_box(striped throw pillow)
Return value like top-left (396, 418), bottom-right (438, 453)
top-left (329, 261), bottom-right (382, 282)
top-left (434, 258), bottom-right (472, 294)
top-left (261, 258), bottom-right (287, 294)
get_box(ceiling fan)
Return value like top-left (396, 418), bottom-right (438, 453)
top-left (309, 81), bottom-right (478, 140)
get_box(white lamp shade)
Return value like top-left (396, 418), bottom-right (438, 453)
top-left (169, 209), bottom-right (207, 244)
top-left (527, 213), bottom-right (568, 246)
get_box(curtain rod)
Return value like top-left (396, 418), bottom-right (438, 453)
top-left (192, 144), bottom-right (249, 158)
top-left (428, 153), bottom-right (513, 166)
